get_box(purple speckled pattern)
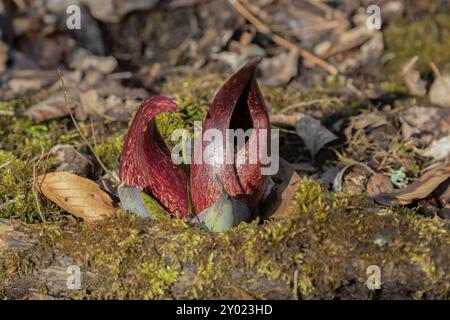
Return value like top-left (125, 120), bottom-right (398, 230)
top-left (119, 96), bottom-right (189, 218)
top-left (190, 58), bottom-right (270, 214)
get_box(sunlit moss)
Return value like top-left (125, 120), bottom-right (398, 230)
top-left (93, 134), bottom-right (124, 171)
top-left (383, 13), bottom-right (450, 88)
top-left (2, 177), bottom-right (450, 299)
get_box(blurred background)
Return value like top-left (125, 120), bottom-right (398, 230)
top-left (1, 0), bottom-right (450, 99)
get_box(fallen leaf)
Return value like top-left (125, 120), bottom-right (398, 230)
top-left (359, 31), bottom-right (384, 69)
top-left (212, 42), bottom-right (266, 71)
top-left (344, 111), bottom-right (389, 139)
top-left (366, 173), bottom-right (394, 197)
top-left (314, 26), bottom-right (375, 58)
top-left (269, 112), bottom-right (305, 127)
top-left (420, 136), bottom-right (450, 160)
top-left (68, 48), bottom-right (117, 74)
top-left (23, 92), bottom-right (74, 122)
top-left (433, 179), bottom-right (450, 208)
top-left (260, 158), bottom-right (301, 219)
top-left (374, 165), bottom-right (450, 206)
top-left (438, 208), bottom-right (450, 220)
top-left (259, 50), bottom-right (298, 86)
top-left (295, 115), bottom-right (337, 159)
top-left (402, 56), bottom-right (427, 97)
top-left (50, 144), bottom-right (92, 177)
top-left (332, 164), bottom-right (371, 194)
top-left (429, 75), bottom-right (450, 108)
top-left (77, 89), bottom-right (140, 121)
top-left (8, 69), bottom-right (58, 96)
top-left (35, 172), bottom-right (114, 222)
top-left (400, 106), bottom-right (450, 159)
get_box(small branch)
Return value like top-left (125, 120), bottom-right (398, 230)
top-left (430, 62), bottom-right (441, 78)
top-left (0, 110), bottom-right (15, 116)
top-left (32, 146), bottom-right (46, 223)
top-left (58, 69), bottom-right (120, 184)
top-left (228, 0), bottom-right (338, 75)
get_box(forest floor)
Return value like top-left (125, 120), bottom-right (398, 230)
top-left (1, 1), bottom-right (450, 299)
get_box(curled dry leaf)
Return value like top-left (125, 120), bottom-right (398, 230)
top-left (332, 164), bottom-right (371, 194)
top-left (260, 158), bottom-right (301, 219)
top-left (429, 75), bottom-right (450, 108)
top-left (359, 31), bottom-right (384, 68)
top-left (68, 48), bottom-right (117, 74)
top-left (314, 26), bottom-right (375, 58)
top-left (7, 69), bottom-right (58, 96)
top-left (366, 173), bottom-right (394, 197)
top-left (212, 42), bottom-right (266, 71)
top-left (344, 111), bottom-right (389, 139)
top-left (35, 171), bottom-right (114, 222)
top-left (374, 165), bottom-right (450, 206)
top-left (295, 115), bottom-right (337, 160)
top-left (23, 93), bottom-right (68, 122)
top-left (400, 106), bottom-right (450, 160)
top-left (50, 144), bottom-right (92, 177)
top-left (402, 57), bottom-right (427, 97)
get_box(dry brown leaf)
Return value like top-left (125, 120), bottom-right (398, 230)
top-left (366, 173), bottom-right (394, 197)
top-left (259, 50), bottom-right (298, 86)
top-left (295, 115), bottom-right (337, 159)
top-left (400, 106), bottom-right (450, 159)
top-left (7, 69), bottom-right (58, 96)
top-left (374, 165), bottom-right (450, 206)
top-left (314, 26), bottom-right (375, 58)
top-left (261, 158), bottom-right (301, 219)
top-left (23, 92), bottom-right (72, 122)
top-left (50, 144), bottom-right (92, 177)
top-left (429, 75), bottom-right (450, 108)
top-left (402, 56), bottom-right (427, 97)
top-left (35, 171), bottom-right (114, 222)
top-left (332, 164), bottom-right (371, 194)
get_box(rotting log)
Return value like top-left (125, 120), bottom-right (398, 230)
top-left (1, 180), bottom-right (450, 300)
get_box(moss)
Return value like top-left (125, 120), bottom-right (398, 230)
top-left (0, 151), bottom-right (61, 222)
top-left (383, 13), bottom-right (450, 89)
top-left (155, 95), bottom-right (209, 149)
top-left (93, 134), bottom-right (125, 171)
top-left (2, 177), bottom-right (450, 299)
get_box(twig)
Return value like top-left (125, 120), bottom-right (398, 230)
top-left (293, 269), bottom-right (299, 300)
top-left (282, 97), bottom-right (342, 112)
top-left (269, 112), bottom-right (305, 127)
top-left (32, 146), bottom-right (46, 223)
top-left (0, 110), bottom-right (15, 116)
top-left (228, 0), bottom-right (338, 75)
top-left (430, 62), bottom-right (441, 78)
top-left (58, 69), bottom-right (120, 184)
top-left (0, 159), bottom-right (15, 169)
top-left (90, 118), bottom-right (98, 148)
